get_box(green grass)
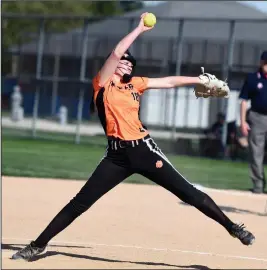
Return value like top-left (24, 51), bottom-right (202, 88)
top-left (2, 127), bottom-right (107, 146)
top-left (3, 134), bottom-right (266, 191)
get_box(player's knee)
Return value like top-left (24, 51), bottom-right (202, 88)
top-left (68, 196), bottom-right (92, 216)
top-left (72, 199), bottom-right (90, 214)
top-left (181, 186), bottom-right (206, 207)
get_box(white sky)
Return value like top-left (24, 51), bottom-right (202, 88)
top-left (241, 1), bottom-right (267, 12)
top-left (143, 1), bottom-right (267, 13)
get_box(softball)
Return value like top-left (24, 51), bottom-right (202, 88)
top-left (143, 13), bottom-right (156, 27)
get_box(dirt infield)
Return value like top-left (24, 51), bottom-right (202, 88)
top-left (2, 176), bottom-right (267, 269)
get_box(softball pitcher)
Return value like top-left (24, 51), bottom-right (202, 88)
top-left (12, 13), bottom-right (255, 262)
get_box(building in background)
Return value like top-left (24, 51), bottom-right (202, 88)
top-left (5, 1), bottom-right (267, 130)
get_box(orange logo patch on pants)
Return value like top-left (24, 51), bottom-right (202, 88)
top-left (156, 160), bottom-right (163, 168)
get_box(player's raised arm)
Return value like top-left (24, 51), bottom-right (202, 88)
top-left (98, 12), bottom-right (154, 86)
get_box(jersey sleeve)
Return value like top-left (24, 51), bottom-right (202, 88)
top-left (239, 75), bottom-right (251, 100)
top-left (133, 77), bottom-right (149, 95)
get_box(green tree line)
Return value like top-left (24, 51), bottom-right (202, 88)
top-left (2, 1), bottom-right (143, 74)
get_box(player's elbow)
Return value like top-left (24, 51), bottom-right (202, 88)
top-left (164, 77), bottom-right (176, 88)
top-left (165, 83), bottom-right (175, 89)
top-left (113, 47), bottom-right (124, 59)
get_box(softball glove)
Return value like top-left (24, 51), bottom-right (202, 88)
top-left (194, 67), bottom-right (230, 98)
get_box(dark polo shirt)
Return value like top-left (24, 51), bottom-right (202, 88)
top-left (239, 69), bottom-right (267, 115)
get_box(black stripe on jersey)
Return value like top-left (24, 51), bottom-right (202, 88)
top-left (96, 87), bottom-right (107, 134)
top-left (138, 106), bottom-right (147, 131)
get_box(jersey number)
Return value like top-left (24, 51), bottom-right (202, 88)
top-left (131, 92), bottom-right (140, 102)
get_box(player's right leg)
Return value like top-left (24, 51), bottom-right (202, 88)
top-left (132, 136), bottom-right (255, 246)
top-left (11, 150), bottom-right (133, 261)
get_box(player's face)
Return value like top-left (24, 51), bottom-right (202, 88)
top-left (261, 60), bottom-right (267, 74)
top-left (115, 58), bottom-right (133, 78)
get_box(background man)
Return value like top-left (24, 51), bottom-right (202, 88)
top-left (239, 51), bottom-right (267, 194)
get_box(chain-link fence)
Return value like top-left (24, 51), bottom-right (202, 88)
top-left (2, 13), bottom-right (267, 159)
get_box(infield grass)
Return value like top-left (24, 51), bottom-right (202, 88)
top-left (3, 131), bottom-right (266, 191)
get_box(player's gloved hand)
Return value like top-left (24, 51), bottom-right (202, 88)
top-left (194, 67), bottom-right (230, 98)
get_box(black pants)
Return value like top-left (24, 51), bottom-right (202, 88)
top-left (75, 135), bottom-right (204, 207)
top-left (33, 135), bottom-right (234, 247)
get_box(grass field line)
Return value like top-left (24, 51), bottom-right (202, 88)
top-left (3, 148), bottom-right (252, 175)
top-left (3, 148), bottom-right (91, 155)
top-left (3, 237), bottom-right (267, 263)
top-left (182, 184), bottom-right (267, 201)
top-left (3, 164), bottom-right (89, 174)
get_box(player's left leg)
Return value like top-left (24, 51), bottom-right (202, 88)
top-left (11, 151), bottom-right (133, 261)
top-left (129, 136), bottom-right (255, 246)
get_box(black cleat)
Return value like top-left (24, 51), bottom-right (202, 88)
top-left (229, 223), bottom-right (255, 245)
top-left (11, 241), bottom-right (46, 261)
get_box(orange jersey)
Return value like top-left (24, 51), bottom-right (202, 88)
top-left (92, 72), bottom-right (149, 140)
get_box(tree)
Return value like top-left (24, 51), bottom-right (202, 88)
top-left (1, 1), bottom-right (144, 75)
top-left (1, 1), bottom-right (121, 74)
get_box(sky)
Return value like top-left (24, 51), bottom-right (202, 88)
top-left (242, 1), bottom-right (267, 13)
top-left (143, 1), bottom-right (267, 13)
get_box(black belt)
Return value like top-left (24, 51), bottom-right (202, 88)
top-left (108, 134), bottom-right (150, 150)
